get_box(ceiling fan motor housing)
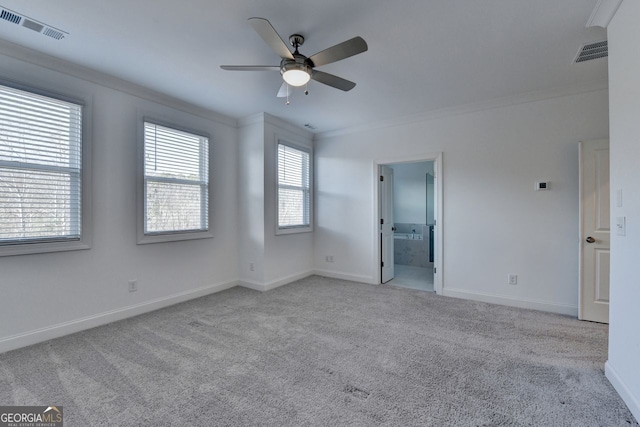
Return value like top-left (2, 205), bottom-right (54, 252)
top-left (280, 54), bottom-right (312, 79)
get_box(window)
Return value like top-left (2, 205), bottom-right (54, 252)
top-left (0, 82), bottom-right (89, 256)
top-left (139, 120), bottom-right (210, 243)
top-left (277, 142), bottom-right (312, 233)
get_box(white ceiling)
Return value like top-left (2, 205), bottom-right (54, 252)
top-left (0, 0), bottom-right (607, 133)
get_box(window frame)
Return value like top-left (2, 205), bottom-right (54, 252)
top-left (0, 78), bottom-right (92, 257)
top-left (275, 139), bottom-right (313, 235)
top-left (137, 117), bottom-right (212, 245)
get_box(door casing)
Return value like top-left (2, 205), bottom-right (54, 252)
top-left (380, 165), bottom-right (395, 283)
top-left (373, 153), bottom-right (443, 293)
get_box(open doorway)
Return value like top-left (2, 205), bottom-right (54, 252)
top-left (377, 155), bottom-right (442, 294)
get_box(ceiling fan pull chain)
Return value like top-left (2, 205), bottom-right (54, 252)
top-left (286, 83), bottom-right (290, 105)
top-left (305, 82), bottom-right (309, 96)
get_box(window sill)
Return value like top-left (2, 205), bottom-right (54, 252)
top-left (137, 230), bottom-right (213, 245)
top-left (0, 240), bottom-right (91, 257)
top-left (275, 226), bottom-right (313, 236)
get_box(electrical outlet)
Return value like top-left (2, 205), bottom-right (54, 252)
top-left (249, 262), bottom-right (255, 271)
top-left (325, 255), bottom-right (334, 263)
top-left (128, 280), bottom-right (137, 292)
top-left (508, 274), bottom-right (517, 285)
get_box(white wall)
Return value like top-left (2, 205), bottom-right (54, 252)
top-left (605, 0), bottom-right (640, 421)
top-left (237, 118), bottom-right (266, 284)
top-left (0, 46), bottom-right (239, 352)
top-left (263, 116), bottom-right (315, 284)
top-left (237, 113), bottom-right (315, 290)
top-left (390, 162), bottom-right (434, 225)
top-left (315, 89), bottom-right (609, 313)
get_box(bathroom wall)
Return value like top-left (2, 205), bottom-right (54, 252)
top-left (389, 162), bottom-right (434, 224)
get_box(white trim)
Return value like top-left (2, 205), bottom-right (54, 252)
top-left (238, 270), bottom-right (315, 292)
top-left (237, 112), bottom-right (265, 128)
top-left (0, 279), bottom-right (238, 354)
top-left (313, 269), bottom-right (378, 285)
top-left (373, 153), bottom-right (444, 294)
top-left (239, 112), bottom-right (313, 140)
top-left (587, 0), bottom-right (624, 28)
top-left (237, 279), bottom-right (267, 292)
top-left (578, 141), bottom-right (585, 320)
top-left (317, 83), bottom-right (608, 139)
top-left (0, 39), bottom-right (236, 128)
top-left (605, 361), bottom-right (640, 423)
top-left (442, 287), bottom-right (578, 316)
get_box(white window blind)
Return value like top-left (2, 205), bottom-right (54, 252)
top-left (143, 122), bottom-right (209, 235)
top-left (277, 143), bottom-right (310, 229)
top-left (0, 84), bottom-right (83, 245)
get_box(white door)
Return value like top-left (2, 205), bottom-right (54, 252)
top-left (380, 165), bottom-right (394, 283)
top-left (579, 139), bottom-right (610, 323)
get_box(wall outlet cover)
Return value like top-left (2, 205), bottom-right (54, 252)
top-left (535, 181), bottom-right (549, 191)
top-left (616, 217), bottom-right (626, 236)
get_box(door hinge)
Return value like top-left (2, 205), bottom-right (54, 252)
top-left (381, 261), bottom-right (384, 267)
top-left (434, 267), bottom-right (436, 274)
top-left (380, 175), bottom-right (384, 181)
top-left (380, 218), bottom-right (384, 225)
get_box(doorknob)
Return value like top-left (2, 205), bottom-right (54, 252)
top-left (586, 236), bottom-right (596, 243)
top-left (391, 227), bottom-right (396, 232)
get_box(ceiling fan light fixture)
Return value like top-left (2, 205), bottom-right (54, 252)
top-left (282, 63), bottom-right (311, 87)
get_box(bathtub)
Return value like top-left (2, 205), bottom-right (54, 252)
top-left (394, 233), bottom-right (423, 240)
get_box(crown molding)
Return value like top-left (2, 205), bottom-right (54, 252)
top-left (238, 112), bottom-right (313, 140)
top-left (587, 0), bottom-right (623, 28)
top-left (237, 112), bottom-right (266, 128)
top-left (316, 80), bottom-right (609, 140)
top-left (263, 112), bottom-right (313, 140)
top-left (0, 39), bottom-right (237, 128)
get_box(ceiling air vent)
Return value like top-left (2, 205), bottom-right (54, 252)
top-left (574, 40), bottom-right (608, 63)
top-left (42, 27), bottom-right (65, 40)
top-left (0, 5), bottom-right (67, 40)
top-left (0, 8), bottom-right (22, 24)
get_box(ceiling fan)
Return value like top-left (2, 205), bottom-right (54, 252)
top-left (220, 17), bottom-right (368, 101)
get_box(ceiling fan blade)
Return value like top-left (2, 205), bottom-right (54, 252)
top-left (309, 36), bottom-right (368, 67)
top-left (277, 82), bottom-right (289, 98)
top-left (311, 70), bottom-right (356, 91)
top-left (220, 65), bottom-right (279, 71)
top-left (248, 17), bottom-right (294, 60)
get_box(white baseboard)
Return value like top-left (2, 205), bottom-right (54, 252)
top-left (237, 279), bottom-right (266, 292)
top-left (313, 269), bottom-right (378, 285)
top-left (0, 279), bottom-right (238, 354)
top-left (606, 361), bottom-right (640, 423)
top-left (238, 270), bottom-right (315, 292)
top-left (442, 287), bottom-right (579, 316)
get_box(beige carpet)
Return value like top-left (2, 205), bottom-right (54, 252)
top-left (0, 276), bottom-right (637, 426)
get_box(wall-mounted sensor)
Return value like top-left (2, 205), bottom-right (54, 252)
top-left (535, 181), bottom-right (549, 191)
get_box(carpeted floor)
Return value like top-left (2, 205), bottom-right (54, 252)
top-left (0, 276), bottom-right (637, 426)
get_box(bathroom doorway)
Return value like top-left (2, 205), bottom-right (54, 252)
top-left (377, 156), bottom-right (441, 293)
